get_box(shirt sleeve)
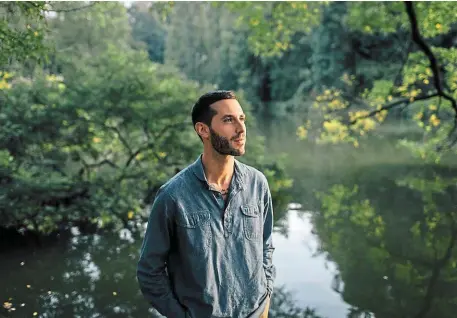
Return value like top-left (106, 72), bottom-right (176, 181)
top-left (137, 188), bottom-right (187, 318)
top-left (263, 181), bottom-right (276, 297)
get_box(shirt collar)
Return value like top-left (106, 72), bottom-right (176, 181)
top-left (191, 154), bottom-right (245, 189)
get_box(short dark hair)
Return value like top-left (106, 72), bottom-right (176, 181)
top-left (191, 90), bottom-right (237, 129)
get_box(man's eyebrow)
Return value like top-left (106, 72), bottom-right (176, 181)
top-left (221, 114), bottom-right (245, 118)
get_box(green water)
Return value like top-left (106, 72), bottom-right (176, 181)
top-left (2, 120), bottom-right (457, 318)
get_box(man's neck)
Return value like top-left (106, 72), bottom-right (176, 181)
top-left (201, 150), bottom-right (234, 188)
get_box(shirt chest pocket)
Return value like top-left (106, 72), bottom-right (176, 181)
top-left (175, 211), bottom-right (211, 256)
top-left (241, 205), bottom-right (262, 241)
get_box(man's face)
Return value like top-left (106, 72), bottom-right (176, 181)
top-left (207, 99), bottom-right (246, 156)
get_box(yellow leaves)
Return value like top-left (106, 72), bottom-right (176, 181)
top-left (349, 110), bottom-right (369, 122)
top-left (296, 126), bottom-right (308, 140)
top-left (0, 72), bottom-right (13, 90)
top-left (407, 88), bottom-right (422, 102)
top-left (323, 120), bottom-right (344, 133)
top-left (135, 153), bottom-right (144, 161)
top-left (1, 71), bottom-right (13, 79)
top-left (328, 99), bottom-right (346, 110)
top-left (414, 112), bottom-right (424, 121)
top-left (34, 31), bottom-right (39, 37)
top-left (410, 90), bottom-right (419, 98)
top-left (435, 23), bottom-right (442, 30)
top-left (274, 41), bottom-right (288, 50)
top-left (364, 25), bottom-right (372, 33)
top-left (375, 110), bottom-right (388, 123)
top-left (397, 85), bottom-right (408, 93)
top-left (429, 114), bottom-right (440, 127)
top-left (45, 74), bottom-right (63, 82)
top-left (423, 79), bottom-right (429, 84)
top-left (361, 118), bottom-right (376, 131)
top-left (127, 211), bottom-right (134, 219)
top-left (249, 18), bottom-right (259, 26)
top-left (0, 79), bottom-right (11, 90)
top-left (92, 137), bottom-right (101, 143)
top-left (158, 152), bottom-right (167, 158)
top-left (315, 89), bottom-right (348, 112)
top-left (429, 104), bottom-right (437, 111)
top-left (321, 120), bottom-right (349, 143)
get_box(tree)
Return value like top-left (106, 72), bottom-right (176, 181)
top-left (225, 2), bottom-right (457, 159)
top-left (0, 2), bottom-right (293, 234)
top-left (128, 2), bottom-right (167, 63)
top-left (0, 1), bottom-right (48, 67)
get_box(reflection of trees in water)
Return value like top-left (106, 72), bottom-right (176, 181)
top-left (270, 287), bottom-right (323, 318)
top-left (2, 229), bottom-right (322, 318)
top-left (312, 171), bottom-right (457, 318)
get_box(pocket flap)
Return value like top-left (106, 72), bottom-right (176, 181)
top-left (241, 205), bottom-right (260, 217)
top-left (176, 211), bottom-right (210, 228)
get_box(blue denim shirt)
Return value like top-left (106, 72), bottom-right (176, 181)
top-left (137, 155), bottom-right (276, 318)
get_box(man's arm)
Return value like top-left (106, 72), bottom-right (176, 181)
top-left (263, 182), bottom-right (276, 297)
top-left (137, 188), bottom-right (186, 318)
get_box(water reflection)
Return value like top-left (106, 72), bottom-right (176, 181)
top-left (311, 171), bottom-right (457, 318)
top-left (1, 214), bottom-right (324, 318)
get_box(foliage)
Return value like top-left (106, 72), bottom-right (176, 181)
top-left (128, 3), bottom-right (167, 63)
top-left (220, 1), bottom-right (457, 158)
top-left (222, 1), bottom-right (323, 58)
top-left (0, 49), bottom-right (202, 233)
top-left (0, 1), bottom-right (49, 67)
top-left (303, 2), bottom-right (457, 158)
top-left (0, 2), bottom-right (293, 234)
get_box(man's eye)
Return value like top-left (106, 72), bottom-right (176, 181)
top-left (224, 118), bottom-right (233, 122)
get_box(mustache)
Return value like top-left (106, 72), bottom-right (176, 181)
top-left (231, 135), bottom-right (245, 140)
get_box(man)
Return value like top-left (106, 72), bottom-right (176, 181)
top-left (137, 90), bottom-right (276, 318)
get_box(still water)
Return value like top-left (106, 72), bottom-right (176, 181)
top-left (2, 120), bottom-right (457, 317)
top-left (1, 206), bottom-right (345, 318)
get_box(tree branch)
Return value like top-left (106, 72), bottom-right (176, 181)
top-left (42, 3), bottom-right (96, 13)
top-left (349, 92), bottom-right (439, 125)
top-left (105, 125), bottom-right (133, 155)
top-left (87, 159), bottom-right (119, 169)
top-left (404, 1), bottom-right (457, 147)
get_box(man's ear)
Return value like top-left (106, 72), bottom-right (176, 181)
top-left (195, 122), bottom-right (210, 140)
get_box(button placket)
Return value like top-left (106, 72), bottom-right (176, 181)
top-left (223, 182), bottom-right (243, 236)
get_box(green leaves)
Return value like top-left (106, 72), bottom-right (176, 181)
top-left (0, 2), bottom-right (50, 67)
top-left (224, 2), bottom-right (323, 57)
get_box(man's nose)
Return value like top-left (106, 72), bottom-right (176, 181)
top-left (236, 120), bottom-right (246, 134)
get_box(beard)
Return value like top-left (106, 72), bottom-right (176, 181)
top-left (209, 127), bottom-right (244, 156)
